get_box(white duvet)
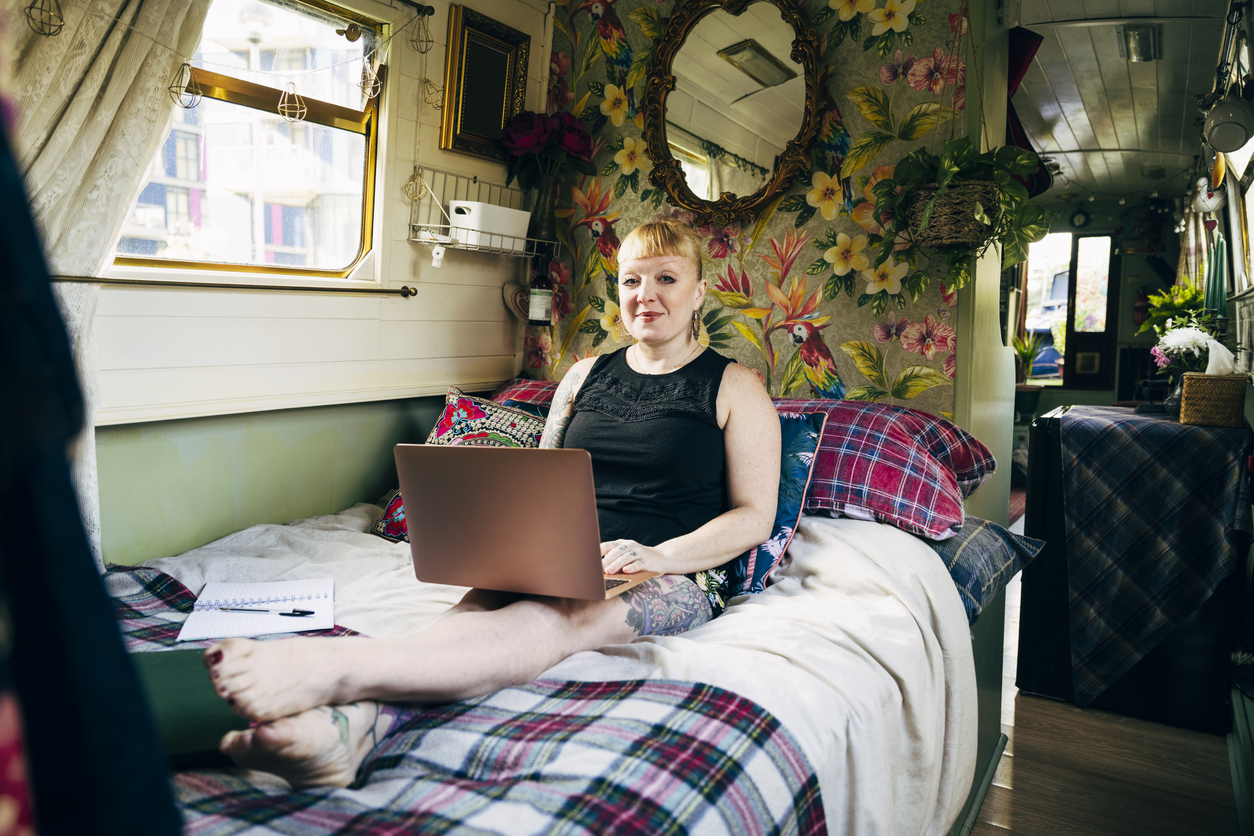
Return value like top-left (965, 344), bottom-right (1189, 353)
top-left (144, 505), bottom-right (977, 835)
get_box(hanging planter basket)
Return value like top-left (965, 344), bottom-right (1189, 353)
top-left (905, 179), bottom-right (1001, 248)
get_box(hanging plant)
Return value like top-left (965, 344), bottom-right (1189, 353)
top-left (867, 135), bottom-right (1054, 294)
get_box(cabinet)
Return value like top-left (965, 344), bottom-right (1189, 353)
top-left (1018, 405), bottom-right (1252, 734)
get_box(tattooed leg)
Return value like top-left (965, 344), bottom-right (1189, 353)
top-left (622, 576), bottom-right (713, 637)
top-left (219, 700), bottom-right (413, 789)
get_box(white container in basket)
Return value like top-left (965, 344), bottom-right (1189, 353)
top-left (448, 201), bottom-right (531, 253)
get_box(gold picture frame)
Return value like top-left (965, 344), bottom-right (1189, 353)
top-left (439, 6), bottom-right (530, 163)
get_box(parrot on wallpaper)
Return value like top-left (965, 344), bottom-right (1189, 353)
top-left (581, 0), bottom-right (635, 111)
top-left (581, 215), bottom-right (622, 282)
top-left (814, 89), bottom-right (855, 215)
top-left (789, 322), bottom-right (846, 400)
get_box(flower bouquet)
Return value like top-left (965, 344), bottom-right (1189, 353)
top-left (1149, 313), bottom-right (1245, 426)
top-left (499, 110), bottom-right (596, 192)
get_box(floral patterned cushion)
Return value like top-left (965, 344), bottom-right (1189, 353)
top-left (369, 489), bottom-right (408, 543)
top-left (728, 411), bottom-right (827, 595)
top-left (425, 387), bottom-right (547, 448)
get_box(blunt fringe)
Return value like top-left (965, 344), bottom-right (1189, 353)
top-left (619, 219), bottom-right (703, 282)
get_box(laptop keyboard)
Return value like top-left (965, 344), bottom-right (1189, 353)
top-left (604, 578), bottom-right (628, 590)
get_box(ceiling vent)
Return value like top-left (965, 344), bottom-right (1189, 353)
top-left (1115, 25), bottom-right (1162, 62)
top-left (1140, 164), bottom-right (1166, 179)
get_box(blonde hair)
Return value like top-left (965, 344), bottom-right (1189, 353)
top-left (618, 219), bottom-right (703, 283)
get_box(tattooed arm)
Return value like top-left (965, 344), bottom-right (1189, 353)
top-left (539, 357), bottom-right (596, 448)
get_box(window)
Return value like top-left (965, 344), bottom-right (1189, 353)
top-left (113, 0), bottom-right (382, 278)
top-left (1023, 232), bottom-right (1119, 389)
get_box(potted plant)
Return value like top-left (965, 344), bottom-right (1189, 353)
top-left (499, 111), bottom-right (596, 241)
top-left (1011, 331), bottom-right (1046, 384)
top-left (868, 136), bottom-right (1054, 294)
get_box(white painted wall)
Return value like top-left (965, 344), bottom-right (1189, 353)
top-left (93, 0), bottom-right (553, 426)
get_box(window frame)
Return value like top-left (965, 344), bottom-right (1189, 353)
top-left (111, 4), bottom-right (384, 281)
top-left (1061, 233), bottom-right (1120, 390)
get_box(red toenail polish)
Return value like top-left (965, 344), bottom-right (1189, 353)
top-left (206, 650), bottom-right (223, 665)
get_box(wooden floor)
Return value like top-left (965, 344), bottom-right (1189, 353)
top-left (971, 573), bottom-right (1241, 836)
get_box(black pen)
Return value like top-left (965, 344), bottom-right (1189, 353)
top-left (215, 607), bottom-right (315, 617)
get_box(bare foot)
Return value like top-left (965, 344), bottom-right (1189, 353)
top-left (219, 701), bottom-right (395, 789)
top-left (205, 637), bottom-right (363, 722)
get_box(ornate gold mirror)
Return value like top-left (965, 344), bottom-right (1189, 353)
top-left (641, 0), bottom-right (821, 228)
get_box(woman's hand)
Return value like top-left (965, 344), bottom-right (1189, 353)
top-left (600, 539), bottom-right (668, 575)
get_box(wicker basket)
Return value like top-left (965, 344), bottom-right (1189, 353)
top-left (904, 180), bottom-right (1001, 248)
top-left (1179, 372), bottom-right (1248, 427)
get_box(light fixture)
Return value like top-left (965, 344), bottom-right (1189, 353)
top-left (1116, 25), bottom-right (1161, 62)
top-left (716, 39), bottom-right (797, 88)
top-left (1204, 87), bottom-right (1254, 152)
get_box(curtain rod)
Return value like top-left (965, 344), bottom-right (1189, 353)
top-left (51, 275), bottom-right (415, 296)
top-left (665, 122), bottom-right (769, 178)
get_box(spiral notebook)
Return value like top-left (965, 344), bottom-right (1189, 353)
top-left (176, 578), bottom-right (335, 641)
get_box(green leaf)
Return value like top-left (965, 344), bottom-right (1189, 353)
top-left (945, 252), bottom-right (975, 291)
top-left (869, 290), bottom-right (889, 315)
top-left (651, 189), bottom-right (665, 209)
top-left (779, 194), bottom-right (808, 212)
top-left (812, 5), bottom-right (835, 25)
top-left (856, 292), bottom-right (874, 308)
top-left (841, 131), bottom-right (897, 179)
top-left (891, 365), bottom-right (951, 399)
top-left (807, 256), bottom-right (829, 275)
top-left (592, 329), bottom-right (607, 348)
top-left (588, 295), bottom-right (606, 313)
top-left (973, 201), bottom-right (991, 226)
top-left (625, 51), bottom-right (651, 95)
top-left (998, 177), bottom-right (1029, 217)
top-left (606, 277), bottom-right (619, 307)
top-left (903, 269), bottom-right (930, 301)
top-left (614, 175), bottom-right (629, 199)
top-left (862, 34), bottom-right (880, 52)
top-left (628, 6), bottom-right (664, 40)
top-left (908, 11), bottom-right (925, 25)
top-left (844, 384), bottom-right (890, 402)
top-left (794, 205), bottom-right (817, 228)
top-left (705, 313), bottom-right (736, 333)
top-left (1002, 203), bottom-right (1054, 268)
top-left (847, 86), bottom-right (895, 133)
top-left (839, 340), bottom-right (888, 389)
top-left (581, 37), bottom-right (601, 73)
top-left (994, 145), bottom-right (1040, 176)
top-left (625, 170), bottom-right (640, 192)
top-left (896, 102), bottom-right (948, 141)
top-left (824, 272), bottom-right (856, 300)
top-left (900, 30), bottom-right (913, 48)
top-left (732, 320), bottom-right (765, 353)
top-left (600, 159), bottom-right (619, 176)
top-left (937, 136), bottom-right (976, 189)
top-left (777, 350), bottom-right (808, 397)
top-left (707, 334), bottom-right (735, 349)
top-left (578, 319), bottom-right (600, 333)
top-left (708, 289), bottom-right (752, 309)
top-left (587, 80), bottom-right (605, 98)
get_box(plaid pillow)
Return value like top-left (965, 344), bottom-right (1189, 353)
top-left (927, 515), bottom-right (1044, 625)
top-left (489, 378), bottom-right (558, 412)
top-left (728, 411), bottom-right (826, 595)
top-left (774, 399), bottom-right (995, 540)
top-left (426, 387), bottom-right (546, 448)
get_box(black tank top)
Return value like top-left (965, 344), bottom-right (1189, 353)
top-left (564, 347), bottom-right (734, 546)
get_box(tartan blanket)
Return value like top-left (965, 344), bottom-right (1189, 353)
top-left (1060, 405), bottom-right (1253, 705)
top-left (104, 567), bottom-right (358, 650)
top-left (107, 569), bottom-right (825, 835)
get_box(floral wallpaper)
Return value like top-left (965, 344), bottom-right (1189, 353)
top-left (526, 0), bottom-right (970, 417)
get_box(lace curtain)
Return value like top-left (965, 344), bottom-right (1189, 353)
top-left (6, 0), bottom-right (211, 569)
top-left (705, 157), bottom-right (767, 203)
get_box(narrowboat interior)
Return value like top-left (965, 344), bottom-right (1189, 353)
top-left (1, 0), bottom-right (1252, 832)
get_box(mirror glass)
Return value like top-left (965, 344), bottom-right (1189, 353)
top-left (667, 4), bottom-right (804, 202)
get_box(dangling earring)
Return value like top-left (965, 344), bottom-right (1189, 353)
top-left (691, 311), bottom-right (701, 341)
top-left (617, 318), bottom-right (635, 343)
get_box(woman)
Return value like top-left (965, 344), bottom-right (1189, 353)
top-left (205, 219), bottom-right (781, 788)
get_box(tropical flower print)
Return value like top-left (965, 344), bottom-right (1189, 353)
top-left (435, 396), bottom-right (487, 437)
top-left (944, 353), bottom-right (956, 378)
top-left (852, 166), bottom-right (896, 235)
top-left (879, 50), bottom-right (916, 84)
top-left (900, 314), bottom-right (956, 360)
top-left (600, 84), bottom-right (629, 127)
top-left (700, 223), bottom-right (741, 258)
top-left (654, 207), bottom-right (696, 226)
top-left (908, 48), bottom-right (951, 96)
top-left (941, 280), bottom-right (958, 308)
top-left (601, 300), bottom-right (626, 341)
top-left (823, 232), bottom-right (869, 276)
top-left (614, 136), bottom-right (650, 175)
top-left (830, 0), bottom-right (874, 20)
top-left (863, 256), bottom-right (909, 295)
top-left (873, 310), bottom-right (909, 343)
top-left (807, 171), bottom-right (844, 221)
top-left (868, 0), bottom-right (916, 35)
top-left (524, 330), bottom-right (552, 370)
top-left (550, 260), bottom-right (573, 323)
top-left (547, 52), bottom-right (573, 114)
top-left (714, 264), bottom-right (754, 299)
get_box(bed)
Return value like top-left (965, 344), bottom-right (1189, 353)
top-left (105, 388), bottom-right (1032, 836)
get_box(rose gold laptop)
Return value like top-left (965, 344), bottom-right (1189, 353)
top-left (393, 444), bottom-right (659, 600)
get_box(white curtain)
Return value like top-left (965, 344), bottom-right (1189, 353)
top-left (706, 157), bottom-right (767, 202)
top-left (6, 0), bottom-right (211, 569)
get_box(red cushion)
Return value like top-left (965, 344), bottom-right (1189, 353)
top-left (774, 398), bottom-right (995, 540)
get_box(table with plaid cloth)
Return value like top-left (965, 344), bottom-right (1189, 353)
top-left (1060, 405), bottom-right (1253, 706)
top-left (107, 568), bottom-right (826, 836)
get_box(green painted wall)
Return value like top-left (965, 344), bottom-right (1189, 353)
top-left (96, 396), bottom-right (446, 565)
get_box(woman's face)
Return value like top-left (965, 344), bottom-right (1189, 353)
top-left (618, 248), bottom-right (705, 345)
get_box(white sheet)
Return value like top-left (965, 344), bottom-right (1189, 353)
top-left (143, 505), bottom-right (977, 835)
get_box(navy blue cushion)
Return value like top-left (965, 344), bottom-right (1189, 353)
top-left (928, 515), bottom-right (1044, 625)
